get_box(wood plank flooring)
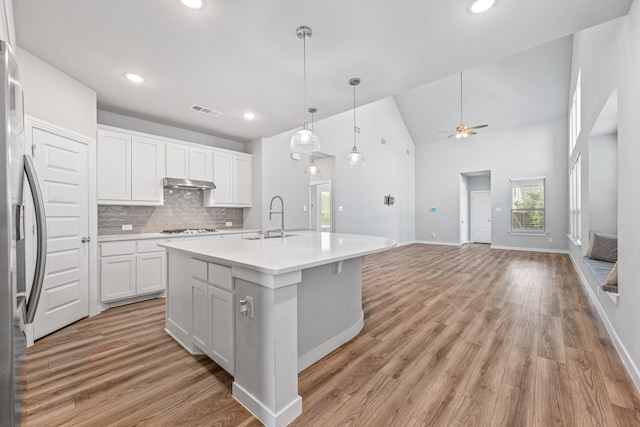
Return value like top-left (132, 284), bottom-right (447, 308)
top-left (22, 244), bottom-right (640, 426)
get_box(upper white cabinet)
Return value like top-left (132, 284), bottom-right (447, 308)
top-left (97, 129), bottom-right (164, 205)
top-left (166, 143), bottom-right (214, 182)
top-left (98, 125), bottom-right (251, 207)
top-left (204, 151), bottom-right (252, 207)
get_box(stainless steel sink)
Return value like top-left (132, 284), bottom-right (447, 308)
top-left (244, 234), bottom-right (297, 240)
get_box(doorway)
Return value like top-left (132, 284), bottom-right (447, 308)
top-left (460, 171), bottom-right (492, 244)
top-left (471, 191), bottom-right (492, 243)
top-left (309, 180), bottom-right (332, 232)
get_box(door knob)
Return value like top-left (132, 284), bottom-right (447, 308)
top-left (81, 236), bottom-right (91, 243)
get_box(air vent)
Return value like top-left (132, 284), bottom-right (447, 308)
top-left (380, 137), bottom-right (387, 146)
top-left (191, 105), bottom-right (222, 117)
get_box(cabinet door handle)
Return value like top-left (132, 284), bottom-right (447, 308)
top-left (81, 236), bottom-right (91, 243)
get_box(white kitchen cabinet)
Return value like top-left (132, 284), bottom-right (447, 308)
top-left (191, 278), bottom-right (208, 351)
top-left (97, 130), bottom-right (131, 201)
top-left (208, 285), bottom-right (234, 373)
top-left (234, 155), bottom-right (252, 205)
top-left (165, 143), bottom-right (214, 182)
top-left (132, 137), bottom-right (164, 202)
top-left (100, 254), bottom-right (136, 301)
top-left (204, 152), bottom-right (252, 207)
top-left (189, 147), bottom-right (214, 182)
top-left (184, 258), bottom-right (235, 374)
top-left (97, 129), bottom-right (165, 205)
top-left (100, 239), bottom-right (168, 303)
top-left (136, 252), bottom-right (166, 294)
top-left (212, 151), bottom-right (233, 204)
top-left (166, 143), bottom-right (189, 179)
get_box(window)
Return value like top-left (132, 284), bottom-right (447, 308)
top-left (511, 177), bottom-right (545, 233)
top-left (569, 156), bottom-right (582, 243)
top-left (569, 70), bottom-right (582, 154)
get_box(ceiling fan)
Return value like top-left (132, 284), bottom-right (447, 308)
top-left (438, 72), bottom-right (488, 139)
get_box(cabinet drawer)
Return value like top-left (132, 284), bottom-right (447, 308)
top-left (208, 263), bottom-right (232, 291)
top-left (137, 239), bottom-right (167, 253)
top-left (101, 241), bottom-right (136, 257)
top-left (190, 258), bottom-right (208, 281)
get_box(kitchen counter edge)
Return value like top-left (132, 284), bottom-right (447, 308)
top-left (97, 229), bottom-right (260, 243)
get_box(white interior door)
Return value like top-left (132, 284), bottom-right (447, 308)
top-left (460, 191), bottom-right (468, 245)
top-left (471, 191), bottom-right (492, 243)
top-left (31, 126), bottom-right (89, 340)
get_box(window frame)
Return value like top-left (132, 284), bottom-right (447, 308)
top-left (568, 155), bottom-right (582, 244)
top-left (510, 177), bottom-right (546, 234)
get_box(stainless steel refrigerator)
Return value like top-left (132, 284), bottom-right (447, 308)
top-left (0, 39), bottom-right (47, 426)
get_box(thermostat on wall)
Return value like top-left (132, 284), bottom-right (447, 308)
top-left (430, 207), bottom-right (437, 212)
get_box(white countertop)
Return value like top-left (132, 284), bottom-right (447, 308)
top-left (98, 229), bottom-right (259, 242)
top-left (159, 231), bottom-right (396, 275)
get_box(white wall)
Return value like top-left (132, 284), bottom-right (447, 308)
top-left (243, 137), bottom-right (263, 230)
top-left (569, 11), bottom-right (640, 389)
top-left (18, 48), bottom-right (96, 139)
top-left (97, 110), bottom-right (244, 152)
top-left (254, 97), bottom-right (416, 244)
top-left (415, 118), bottom-right (568, 250)
top-left (588, 133), bottom-right (618, 235)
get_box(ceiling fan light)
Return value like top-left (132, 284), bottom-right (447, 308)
top-left (344, 147), bottom-right (366, 168)
top-left (290, 122), bottom-right (320, 154)
top-left (468, 0), bottom-right (497, 14)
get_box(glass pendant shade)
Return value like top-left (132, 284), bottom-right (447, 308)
top-left (306, 160), bottom-right (321, 176)
top-left (344, 147), bottom-right (366, 167)
top-left (290, 121), bottom-right (320, 154)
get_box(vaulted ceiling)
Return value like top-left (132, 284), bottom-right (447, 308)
top-left (14, 0), bottom-right (632, 142)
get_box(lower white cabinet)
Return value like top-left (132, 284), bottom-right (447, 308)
top-left (189, 259), bottom-right (235, 374)
top-left (100, 239), bottom-right (167, 303)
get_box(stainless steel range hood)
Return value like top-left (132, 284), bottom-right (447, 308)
top-left (163, 177), bottom-right (216, 190)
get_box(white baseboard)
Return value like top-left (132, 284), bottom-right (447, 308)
top-left (490, 245), bottom-right (569, 254)
top-left (569, 254), bottom-right (640, 394)
top-left (297, 311), bottom-right (364, 372)
top-left (397, 240), bottom-right (417, 247)
top-left (232, 381), bottom-right (302, 427)
top-left (415, 240), bottom-right (462, 247)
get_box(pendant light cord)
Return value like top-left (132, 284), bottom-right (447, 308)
top-left (353, 83), bottom-right (357, 149)
top-left (303, 34), bottom-right (307, 123)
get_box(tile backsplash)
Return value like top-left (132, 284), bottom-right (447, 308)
top-left (98, 188), bottom-right (244, 235)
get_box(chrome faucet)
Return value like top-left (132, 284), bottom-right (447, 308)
top-left (269, 195), bottom-right (285, 237)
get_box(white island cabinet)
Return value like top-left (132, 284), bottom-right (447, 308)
top-left (161, 232), bottom-right (395, 427)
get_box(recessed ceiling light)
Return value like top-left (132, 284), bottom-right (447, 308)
top-left (244, 112), bottom-right (255, 120)
top-left (123, 72), bottom-right (145, 83)
top-left (179, 0), bottom-right (205, 9)
top-left (468, 0), bottom-right (497, 14)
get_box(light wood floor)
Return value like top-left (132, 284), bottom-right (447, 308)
top-left (23, 244), bottom-right (640, 426)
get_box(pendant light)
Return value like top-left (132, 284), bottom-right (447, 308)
top-left (344, 77), bottom-right (365, 167)
top-left (290, 26), bottom-right (320, 154)
top-left (306, 107), bottom-right (321, 176)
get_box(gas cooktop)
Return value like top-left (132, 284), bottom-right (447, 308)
top-left (161, 228), bottom-right (217, 235)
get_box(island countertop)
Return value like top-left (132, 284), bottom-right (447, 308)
top-left (159, 231), bottom-right (396, 275)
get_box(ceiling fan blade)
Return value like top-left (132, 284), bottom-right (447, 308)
top-left (467, 131), bottom-right (477, 135)
top-left (446, 134), bottom-right (455, 139)
top-left (465, 124), bottom-right (488, 130)
top-left (437, 130), bottom-right (453, 133)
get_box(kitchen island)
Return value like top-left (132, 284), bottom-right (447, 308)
top-left (160, 231), bottom-right (395, 427)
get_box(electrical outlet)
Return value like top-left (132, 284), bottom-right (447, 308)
top-left (432, 232), bottom-right (436, 238)
top-left (240, 296), bottom-right (254, 319)
top-left (548, 237), bottom-right (553, 243)
top-left (338, 206), bottom-right (344, 212)
top-left (303, 205), bottom-right (307, 212)
top-left (226, 222), bottom-right (232, 227)
top-left (122, 224), bottom-right (132, 231)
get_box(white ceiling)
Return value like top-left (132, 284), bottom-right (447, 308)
top-left (13, 0), bottom-right (632, 142)
top-left (394, 36), bottom-right (574, 144)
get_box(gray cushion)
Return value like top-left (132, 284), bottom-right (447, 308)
top-left (586, 231), bottom-right (618, 263)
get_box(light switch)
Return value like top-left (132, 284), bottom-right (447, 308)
top-left (338, 206), bottom-right (344, 212)
top-left (495, 207), bottom-right (502, 212)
